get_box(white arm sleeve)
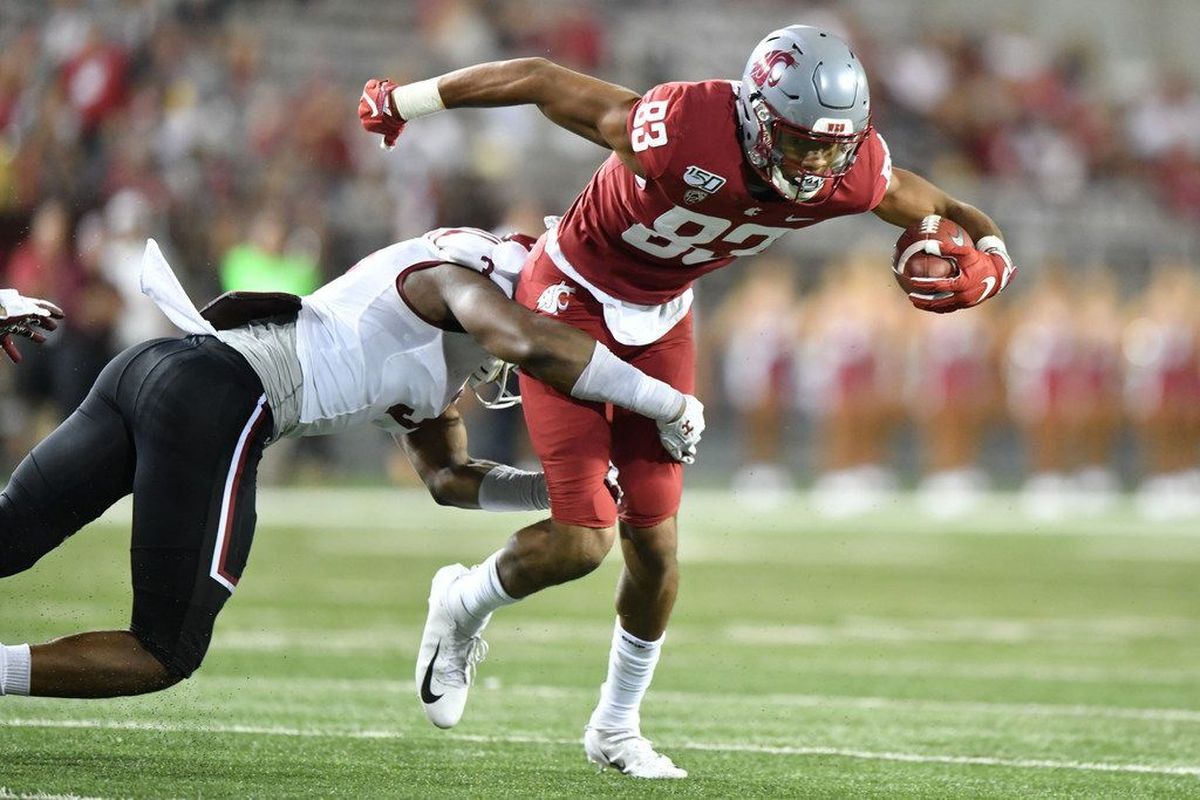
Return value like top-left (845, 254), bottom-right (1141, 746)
top-left (570, 342), bottom-right (685, 423)
top-left (478, 465), bottom-right (550, 512)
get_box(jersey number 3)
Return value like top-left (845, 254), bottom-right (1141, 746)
top-left (631, 100), bottom-right (669, 152)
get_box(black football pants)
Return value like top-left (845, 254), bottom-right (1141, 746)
top-left (0, 335), bottom-right (273, 678)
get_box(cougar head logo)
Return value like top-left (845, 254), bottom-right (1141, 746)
top-left (749, 50), bottom-right (798, 88)
top-left (536, 282), bottom-right (574, 315)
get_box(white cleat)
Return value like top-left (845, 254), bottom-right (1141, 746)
top-left (583, 727), bottom-right (688, 779)
top-left (415, 563), bottom-right (490, 729)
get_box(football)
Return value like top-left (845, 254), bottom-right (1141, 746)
top-left (892, 215), bottom-right (972, 292)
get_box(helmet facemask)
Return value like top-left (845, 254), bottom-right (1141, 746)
top-left (470, 358), bottom-right (522, 410)
top-left (744, 91), bottom-right (869, 203)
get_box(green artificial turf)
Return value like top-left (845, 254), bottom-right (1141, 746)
top-left (1, 489), bottom-right (1197, 798)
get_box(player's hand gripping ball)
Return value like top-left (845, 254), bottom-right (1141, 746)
top-left (892, 215), bottom-right (970, 298)
top-left (894, 215), bottom-right (1018, 313)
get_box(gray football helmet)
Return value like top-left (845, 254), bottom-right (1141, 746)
top-left (735, 25), bottom-right (872, 202)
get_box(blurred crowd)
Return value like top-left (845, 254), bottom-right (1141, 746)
top-left (709, 252), bottom-right (1200, 519)
top-left (1, 0), bottom-right (1199, 510)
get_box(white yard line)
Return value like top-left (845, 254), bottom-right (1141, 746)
top-left (181, 677), bottom-right (1200, 724)
top-left (1, 718), bottom-right (1196, 778)
top-left (0, 789), bottom-right (108, 800)
top-left (669, 741), bottom-right (1200, 778)
top-left (88, 487), bottom-right (1200, 537)
top-left (515, 685), bottom-right (1200, 724)
top-left (209, 613), bottom-right (1200, 653)
top-left (785, 659), bottom-right (1200, 686)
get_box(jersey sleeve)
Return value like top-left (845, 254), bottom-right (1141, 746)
top-left (860, 130), bottom-right (893, 212)
top-left (626, 82), bottom-right (690, 181)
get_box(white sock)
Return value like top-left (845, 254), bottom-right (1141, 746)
top-left (588, 619), bottom-right (663, 732)
top-left (447, 551), bottom-right (517, 633)
top-left (0, 643), bottom-right (32, 696)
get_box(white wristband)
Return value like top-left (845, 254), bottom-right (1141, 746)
top-left (975, 235), bottom-right (1007, 255)
top-left (571, 342), bottom-right (684, 423)
top-left (976, 235), bottom-right (1016, 291)
top-left (390, 78), bottom-right (445, 121)
top-left (478, 465), bottom-right (550, 511)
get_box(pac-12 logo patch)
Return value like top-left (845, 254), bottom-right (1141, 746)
top-left (536, 282), bottom-right (574, 315)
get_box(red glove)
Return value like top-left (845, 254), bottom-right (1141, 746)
top-left (0, 290), bottom-right (64, 364)
top-left (907, 237), bottom-right (1017, 314)
top-left (358, 78), bottom-right (405, 149)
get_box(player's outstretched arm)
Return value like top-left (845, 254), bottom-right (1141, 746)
top-left (404, 264), bottom-right (705, 463)
top-left (873, 168), bottom-right (1017, 312)
top-left (401, 404), bottom-right (549, 512)
top-left (359, 58), bottom-right (644, 174)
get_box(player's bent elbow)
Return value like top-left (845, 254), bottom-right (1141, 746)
top-left (497, 56), bottom-right (557, 100)
top-left (482, 331), bottom-right (536, 371)
top-left (505, 324), bottom-right (576, 377)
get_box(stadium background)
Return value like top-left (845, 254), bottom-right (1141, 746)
top-left (2, 0), bottom-right (1200, 514)
top-left (3, 3), bottom-right (1200, 798)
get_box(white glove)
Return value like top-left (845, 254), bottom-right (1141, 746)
top-left (656, 394), bottom-right (705, 464)
top-left (0, 289), bottom-right (64, 363)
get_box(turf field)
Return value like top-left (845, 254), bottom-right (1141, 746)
top-left (2, 487), bottom-right (1199, 798)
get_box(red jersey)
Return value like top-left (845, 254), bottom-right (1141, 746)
top-left (554, 80), bottom-right (892, 306)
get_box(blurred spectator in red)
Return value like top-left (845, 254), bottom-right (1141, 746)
top-left (800, 251), bottom-right (905, 516)
top-left (6, 200), bottom-right (82, 312)
top-left (544, 7), bottom-right (606, 71)
top-left (1069, 269), bottom-right (1125, 509)
top-left (1125, 71), bottom-right (1200, 162)
top-left (60, 23), bottom-right (130, 143)
top-left (1123, 262), bottom-right (1200, 518)
top-left (4, 201), bottom-right (82, 438)
top-left (1004, 268), bottom-right (1078, 518)
top-left (1153, 144), bottom-right (1200, 219)
top-left (709, 256), bottom-right (803, 507)
top-left (907, 304), bottom-right (1001, 518)
top-left (288, 79), bottom-right (353, 179)
top-left (3, 198), bottom-right (120, 459)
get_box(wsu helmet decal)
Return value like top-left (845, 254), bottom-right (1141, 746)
top-left (749, 50), bottom-right (798, 89)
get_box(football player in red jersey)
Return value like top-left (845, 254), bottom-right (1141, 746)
top-left (360, 24), bottom-right (1018, 778)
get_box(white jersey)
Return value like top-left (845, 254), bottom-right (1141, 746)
top-left (139, 229), bottom-right (528, 440)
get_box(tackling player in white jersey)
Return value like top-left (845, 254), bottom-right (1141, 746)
top-left (0, 228), bottom-right (704, 700)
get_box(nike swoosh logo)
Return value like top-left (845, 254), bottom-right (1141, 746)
top-left (785, 215), bottom-right (815, 222)
top-left (420, 641), bottom-right (444, 704)
top-left (950, 229), bottom-right (965, 246)
top-left (976, 276), bottom-right (997, 304)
